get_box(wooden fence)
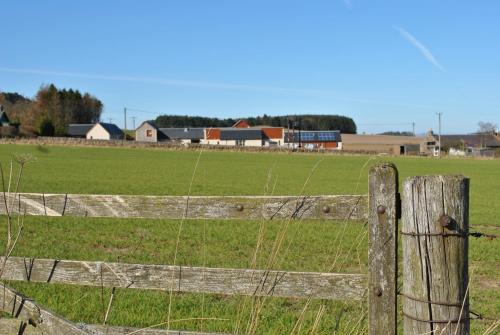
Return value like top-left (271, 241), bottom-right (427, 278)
top-left (0, 162), bottom-right (471, 335)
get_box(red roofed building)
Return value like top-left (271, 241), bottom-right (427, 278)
top-left (232, 120), bottom-right (251, 128)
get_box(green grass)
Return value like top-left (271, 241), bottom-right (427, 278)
top-left (1, 144), bottom-right (499, 226)
top-left (0, 143), bottom-right (499, 334)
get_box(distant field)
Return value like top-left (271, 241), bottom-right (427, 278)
top-left (0, 143), bottom-right (498, 334)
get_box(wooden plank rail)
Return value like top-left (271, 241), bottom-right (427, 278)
top-left (0, 283), bottom-right (99, 335)
top-left (0, 193), bottom-right (367, 220)
top-left (0, 256), bottom-right (366, 301)
top-left (0, 319), bottom-right (229, 335)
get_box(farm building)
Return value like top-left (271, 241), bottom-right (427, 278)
top-left (261, 127), bottom-right (285, 146)
top-left (232, 120), bottom-right (251, 128)
top-left (203, 120), bottom-right (284, 147)
top-left (135, 121), bottom-right (204, 144)
top-left (135, 121), bottom-right (163, 142)
top-left (203, 127), bottom-right (284, 147)
top-left (160, 128), bottom-right (205, 144)
top-left (66, 124), bottom-right (94, 138)
top-left (341, 131), bottom-right (439, 156)
top-left (87, 122), bottom-right (124, 140)
top-left (203, 128), bottom-right (261, 146)
top-left (136, 118), bottom-right (285, 147)
top-left (285, 130), bottom-right (342, 150)
top-left (442, 133), bottom-right (500, 157)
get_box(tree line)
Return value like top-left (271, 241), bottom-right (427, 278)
top-left (0, 84), bottom-right (103, 136)
top-left (155, 114), bottom-right (357, 133)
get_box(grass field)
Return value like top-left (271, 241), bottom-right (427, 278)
top-left (0, 144), bottom-right (498, 334)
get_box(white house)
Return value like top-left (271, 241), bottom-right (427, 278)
top-left (86, 122), bottom-right (124, 140)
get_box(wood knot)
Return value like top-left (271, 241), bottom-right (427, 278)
top-left (375, 287), bottom-right (383, 297)
top-left (236, 204), bottom-right (244, 212)
top-left (322, 205), bottom-right (330, 214)
top-left (440, 214), bottom-right (452, 229)
top-left (377, 205), bottom-right (386, 215)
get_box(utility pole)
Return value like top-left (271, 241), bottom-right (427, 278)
top-left (286, 116), bottom-right (290, 147)
top-left (436, 112), bottom-right (442, 158)
top-left (123, 107), bottom-right (127, 140)
top-left (298, 118), bottom-right (302, 148)
top-left (412, 122), bottom-right (416, 136)
top-left (131, 116), bottom-right (136, 130)
top-left (108, 118), bottom-right (113, 124)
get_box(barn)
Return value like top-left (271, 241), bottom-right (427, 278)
top-left (160, 128), bottom-right (205, 144)
top-left (135, 121), bottom-right (204, 144)
top-left (135, 121), bottom-right (164, 142)
top-left (66, 124), bottom-right (94, 138)
top-left (341, 131), bottom-right (439, 156)
top-left (87, 123), bottom-right (124, 140)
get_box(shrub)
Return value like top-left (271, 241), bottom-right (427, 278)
top-left (38, 118), bottom-right (55, 136)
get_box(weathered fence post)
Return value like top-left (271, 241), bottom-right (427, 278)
top-left (402, 175), bottom-right (470, 335)
top-left (368, 162), bottom-right (398, 335)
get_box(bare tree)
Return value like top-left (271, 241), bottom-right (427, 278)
top-left (477, 121), bottom-right (497, 134)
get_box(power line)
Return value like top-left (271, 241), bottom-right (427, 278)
top-left (124, 107), bottom-right (161, 116)
top-left (358, 122), bottom-right (414, 126)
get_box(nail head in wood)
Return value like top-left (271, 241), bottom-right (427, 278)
top-left (377, 205), bottom-right (386, 215)
top-left (236, 204), bottom-right (244, 211)
top-left (322, 205), bottom-right (330, 213)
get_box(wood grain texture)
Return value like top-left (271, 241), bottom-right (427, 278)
top-left (0, 256), bottom-right (366, 300)
top-left (0, 283), bottom-right (99, 335)
top-left (368, 163), bottom-right (398, 335)
top-left (87, 324), bottom-right (229, 335)
top-left (0, 193), bottom-right (367, 220)
top-left (402, 175), bottom-right (470, 335)
top-left (0, 319), bottom-right (228, 335)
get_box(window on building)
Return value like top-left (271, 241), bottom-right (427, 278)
top-left (146, 129), bottom-right (153, 137)
top-left (236, 139), bottom-right (245, 146)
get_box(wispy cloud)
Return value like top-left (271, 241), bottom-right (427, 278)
top-left (0, 66), bottom-right (321, 95)
top-left (0, 66), bottom-right (436, 110)
top-left (394, 26), bottom-right (444, 72)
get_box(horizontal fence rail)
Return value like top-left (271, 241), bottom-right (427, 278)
top-left (0, 283), bottom-right (97, 335)
top-left (0, 193), bottom-right (367, 220)
top-left (0, 284), bottom-right (226, 335)
top-left (0, 257), bottom-right (366, 301)
top-left (0, 319), bottom-right (227, 335)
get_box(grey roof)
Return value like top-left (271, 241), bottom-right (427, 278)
top-left (285, 130), bottom-right (341, 143)
top-left (220, 129), bottom-right (262, 140)
top-left (137, 120), bottom-right (159, 131)
top-left (441, 134), bottom-right (500, 148)
top-left (67, 124), bottom-right (94, 136)
top-left (98, 123), bottom-right (124, 136)
top-left (159, 128), bottom-right (205, 140)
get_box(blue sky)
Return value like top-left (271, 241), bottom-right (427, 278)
top-left (2, 0), bottom-right (499, 134)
